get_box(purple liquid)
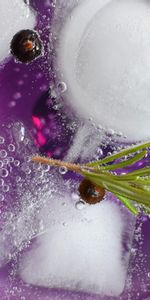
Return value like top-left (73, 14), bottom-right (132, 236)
top-left (0, 1), bottom-right (150, 299)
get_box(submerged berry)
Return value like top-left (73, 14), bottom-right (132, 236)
top-left (10, 29), bottom-right (42, 63)
top-left (78, 179), bottom-right (105, 205)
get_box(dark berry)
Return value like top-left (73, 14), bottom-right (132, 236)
top-left (78, 179), bottom-right (105, 205)
top-left (10, 29), bottom-right (42, 63)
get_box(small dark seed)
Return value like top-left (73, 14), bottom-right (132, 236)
top-left (10, 29), bottom-right (42, 63)
top-left (78, 179), bottom-right (105, 205)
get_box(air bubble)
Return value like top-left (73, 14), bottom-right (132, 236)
top-left (53, 104), bottom-right (59, 110)
top-left (75, 201), bottom-right (85, 210)
top-left (26, 156), bottom-right (31, 162)
top-left (71, 193), bottom-right (80, 201)
top-left (8, 101), bottom-right (16, 108)
top-left (12, 122), bottom-right (25, 142)
top-left (18, 80), bottom-right (24, 86)
top-left (3, 159), bottom-right (9, 165)
top-left (0, 136), bottom-right (4, 144)
top-left (16, 176), bottom-right (21, 182)
top-left (25, 168), bottom-right (31, 175)
top-left (14, 160), bottom-right (20, 167)
top-left (0, 194), bottom-right (4, 202)
top-left (0, 168), bottom-right (8, 178)
top-left (0, 150), bottom-right (7, 158)
top-left (37, 171), bottom-right (44, 179)
top-left (2, 185), bottom-right (9, 193)
top-left (97, 147), bottom-right (103, 156)
top-left (0, 161), bottom-right (3, 168)
top-left (24, 138), bottom-right (30, 145)
top-left (107, 129), bottom-right (115, 136)
top-left (116, 131), bottom-right (123, 137)
top-left (8, 157), bottom-right (14, 163)
top-left (57, 81), bottom-right (67, 93)
top-left (13, 92), bottom-right (22, 100)
top-left (59, 166), bottom-right (67, 175)
top-left (62, 222), bottom-right (67, 227)
top-left (42, 165), bottom-right (50, 172)
top-left (148, 272), bottom-right (150, 278)
top-left (8, 144), bottom-right (15, 152)
top-left (0, 179), bottom-right (4, 186)
top-left (33, 163), bottom-right (41, 171)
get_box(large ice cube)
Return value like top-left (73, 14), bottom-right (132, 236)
top-left (19, 194), bottom-right (129, 297)
top-left (0, 0), bottom-right (35, 62)
top-left (57, 0), bottom-right (150, 141)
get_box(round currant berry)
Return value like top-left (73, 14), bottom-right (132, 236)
top-left (78, 179), bottom-right (105, 205)
top-left (10, 29), bottom-right (42, 63)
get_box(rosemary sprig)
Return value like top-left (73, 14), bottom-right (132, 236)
top-left (32, 141), bottom-right (150, 215)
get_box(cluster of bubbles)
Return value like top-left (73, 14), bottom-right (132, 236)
top-left (0, 121), bottom-right (58, 268)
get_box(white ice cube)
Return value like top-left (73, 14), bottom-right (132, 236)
top-left (0, 0), bottom-right (35, 62)
top-left (57, 0), bottom-right (150, 141)
top-left (19, 194), bottom-right (127, 297)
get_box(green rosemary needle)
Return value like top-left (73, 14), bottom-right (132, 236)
top-left (32, 141), bottom-right (150, 215)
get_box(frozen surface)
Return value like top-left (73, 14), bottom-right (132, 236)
top-left (0, 0), bottom-right (35, 63)
top-left (57, 0), bottom-right (150, 142)
top-left (19, 193), bottom-right (127, 297)
top-left (65, 122), bottom-right (104, 162)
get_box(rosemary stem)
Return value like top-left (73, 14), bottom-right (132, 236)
top-left (32, 156), bottom-right (88, 174)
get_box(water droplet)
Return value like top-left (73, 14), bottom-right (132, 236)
top-left (0, 150), bottom-right (7, 158)
top-left (59, 166), bottom-right (67, 175)
top-left (0, 168), bottom-right (8, 178)
top-left (57, 81), bottom-right (67, 93)
top-left (75, 201), bottom-right (85, 210)
top-left (8, 144), bottom-right (15, 152)
top-left (0, 136), bottom-right (4, 144)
